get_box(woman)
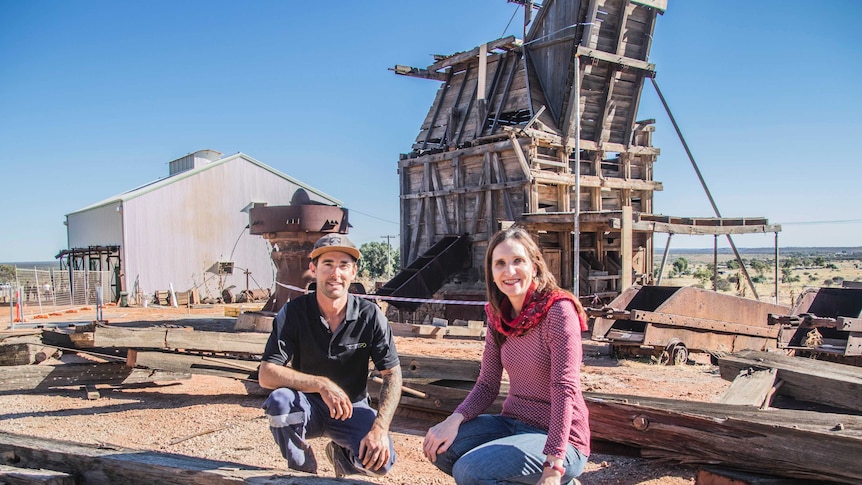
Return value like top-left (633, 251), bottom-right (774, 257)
top-left (423, 227), bottom-right (590, 485)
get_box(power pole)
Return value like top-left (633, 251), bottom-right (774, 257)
top-left (380, 235), bottom-right (398, 279)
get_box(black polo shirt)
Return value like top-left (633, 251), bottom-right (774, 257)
top-left (262, 293), bottom-right (399, 402)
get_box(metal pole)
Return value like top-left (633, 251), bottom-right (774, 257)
top-left (650, 77), bottom-right (760, 300)
top-left (774, 232), bottom-right (780, 305)
top-left (713, 235), bottom-right (718, 291)
top-left (34, 266), bottom-right (43, 316)
top-left (8, 286), bottom-right (13, 329)
top-left (573, 55), bottom-right (581, 298)
top-left (381, 235), bottom-right (398, 279)
top-left (656, 234), bottom-right (673, 285)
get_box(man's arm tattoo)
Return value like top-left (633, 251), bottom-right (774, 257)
top-left (375, 365), bottom-right (403, 431)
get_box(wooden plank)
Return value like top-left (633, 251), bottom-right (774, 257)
top-left (586, 393), bottom-right (862, 483)
top-left (165, 329), bottom-right (266, 354)
top-left (127, 350), bottom-right (258, 381)
top-left (0, 363), bottom-right (190, 392)
top-left (627, 220), bottom-right (782, 236)
top-left (532, 171), bottom-right (662, 191)
top-left (696, 467), bottom-right (822, 485)
top-left (508, 132), bottom-right (532, 180)
top-left (0, 342), bottom-right (58, 366)
top-left (428, 36), bottom-right (518, 72)
top-left (93, 326), bottom-right (268, 354)
top-left (716, 368), bottom-right (778, 407)
top-left (399, 354), bottom-right (481, 381)
top-left (0, 431), bottom-right (345, 485)
top-left (92, 325), bottom-right (170, 348)
top-left (717, 350), bottom-right (862, 413)
top-left (0, 464), bottom-right (74, 485)
top-left (368, 379), bottom-right (504, 417)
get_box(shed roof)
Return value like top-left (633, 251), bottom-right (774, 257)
top-left (67, 152), bottom-right (342, 216)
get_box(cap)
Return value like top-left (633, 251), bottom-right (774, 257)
top-left (310, 234), bottom-right (361, 261)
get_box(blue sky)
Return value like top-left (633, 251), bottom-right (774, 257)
top-left (1, 1), bottom-right (860, 263)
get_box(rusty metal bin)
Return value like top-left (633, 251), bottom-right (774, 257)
top-left (773, 287), bottom-right (862, 363)
top-left (590, 286), bottom-right (790, 364)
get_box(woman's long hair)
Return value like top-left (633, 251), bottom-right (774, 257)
top-left (484, 226), bottom-right (561, 319)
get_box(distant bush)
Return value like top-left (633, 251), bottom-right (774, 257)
top-left (715, 278), bottom-right (732, 292)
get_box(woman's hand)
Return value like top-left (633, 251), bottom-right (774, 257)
top-left (535, 467), bottom-right (563, 485)
top-left (422, 413), bottom-right (464, 462)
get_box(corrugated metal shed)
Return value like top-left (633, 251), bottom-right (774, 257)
top-left (65, 150), bottom-right (341, 302)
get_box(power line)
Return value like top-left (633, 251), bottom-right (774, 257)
top-left (348, 208), bottom-right (398, 225)
top-left (779, 219), bottom-right (862, 226)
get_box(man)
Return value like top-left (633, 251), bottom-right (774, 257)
top-left (259, 233), bottom-right (402, 478)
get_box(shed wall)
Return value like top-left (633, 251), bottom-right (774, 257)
top-left (71, 155), bottom-right (335, 300)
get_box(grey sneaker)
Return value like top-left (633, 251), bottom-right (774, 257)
top-left (325, 441), bottom-right (352, 478)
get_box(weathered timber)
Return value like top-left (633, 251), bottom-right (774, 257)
top-left (92, 326), bottom-right (268, 354)
top-left (0, 342), bottom-right (58, 366)
top-left (717, 350), bottom-right (862, 413)
top-left (0, 363), bottom-right (190, 392)
top-left (696, 467), bottom-right (823, 485)
top-left (390, 322), bottom-right (485, 339)
top-left (398, 354), bottom-right (482, 381)
top-left (368, 379), bottom-right (504, 416)
top-left (0, 464), bottom-right (74, 485)
top-left (126, 350), bottom-right (257, 381)
top-left (716, 368), bottom-right (779, 407)
top-left (586, 392), bottom-right (862, 483)
top-left (0, 431), bottom-right (359, 485)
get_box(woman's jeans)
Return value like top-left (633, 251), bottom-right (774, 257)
top-left (432, 414), bottom-right (587, 485)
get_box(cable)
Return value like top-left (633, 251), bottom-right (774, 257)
top-left (228, 224), bottom-right (250, 262)
top-left (779, 219), bottom-right (862, 226)
top-left (502, 5), bottom-right (520, 38)
top-left (348, 207), bottom-right (398, 225)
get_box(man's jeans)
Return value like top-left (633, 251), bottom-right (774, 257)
top-left (262, 388), bottom-right (396, 475)
top-left (432, 414), bottom-right (587, 485)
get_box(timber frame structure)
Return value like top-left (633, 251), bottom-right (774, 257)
top-left (389, 0), bottom-right (779, 319)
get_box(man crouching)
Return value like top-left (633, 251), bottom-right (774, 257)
top-left (259, 234), bottom-right (402, 477)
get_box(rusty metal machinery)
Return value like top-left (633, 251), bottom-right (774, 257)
top-left (589, 286), bottom-right (790, 364)
top-left (771, 287), bottom-right (862, 362)
top-left (249, 202), bottom-right (350, 313)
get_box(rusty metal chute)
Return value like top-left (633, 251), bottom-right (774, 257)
top-left (376, 235), bottom-right (471, 312)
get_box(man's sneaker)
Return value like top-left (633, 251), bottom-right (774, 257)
top-left (325, 441), bottom-right (352, 478)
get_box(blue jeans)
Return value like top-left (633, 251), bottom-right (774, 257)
top-left (433, 414), bottom-right (587, 485)
top-left (262, 388), bottom-right (396, 475)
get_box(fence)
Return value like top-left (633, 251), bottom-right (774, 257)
top-left (6, 267), bottom-right (113, 324)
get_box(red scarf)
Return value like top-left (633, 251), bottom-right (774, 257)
top-left (486, 284), bottom-right (588, 338)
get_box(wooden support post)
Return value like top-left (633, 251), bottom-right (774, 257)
top-left (621, 205), bottom-right (633, 290)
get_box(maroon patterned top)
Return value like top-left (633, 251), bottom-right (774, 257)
top-left (455, 299), bottom-right (591, 458)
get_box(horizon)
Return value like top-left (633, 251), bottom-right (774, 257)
top-left (6, 245), bottom-right (862, 267)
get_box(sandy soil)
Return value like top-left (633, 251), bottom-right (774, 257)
top-left (0, 304), bottom-right (731, 484)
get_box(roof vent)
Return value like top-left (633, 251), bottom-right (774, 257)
top-left (169, 149), bottom-right (223, 176)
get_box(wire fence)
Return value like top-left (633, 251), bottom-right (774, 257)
top-left (4, 267), bottom-right (113, 324)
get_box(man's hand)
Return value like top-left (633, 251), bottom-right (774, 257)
top-left (359, 423), bottom-right (390, 471)
top-left (318, 379), bottom-right (353, 420)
